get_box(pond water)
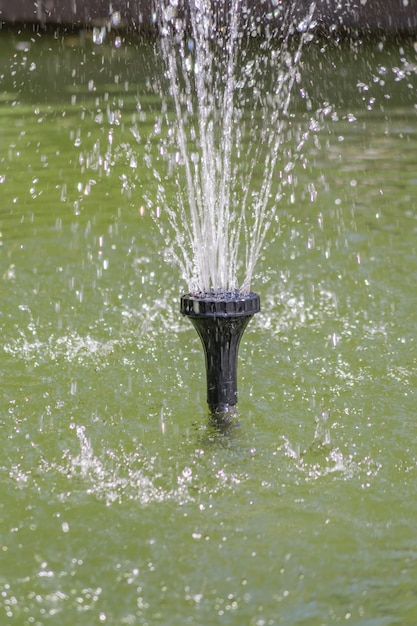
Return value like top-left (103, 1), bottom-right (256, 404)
top-left (1, 27), bottom-right (417, 625)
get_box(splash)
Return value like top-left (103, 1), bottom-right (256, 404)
top-left (277, 434), bottom-right (382, 483)
top-left (25, 425), bottom-right (249, 507)
top-left (3, 330), bottom-right (118, 366)
top-left (149, 0), bottom-right (317, 294)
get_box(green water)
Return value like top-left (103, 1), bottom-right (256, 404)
top-left (1, 27), bottom-right (417, 625)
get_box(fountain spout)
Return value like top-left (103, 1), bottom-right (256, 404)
top-left (181, 292), bottom-right (260, 416)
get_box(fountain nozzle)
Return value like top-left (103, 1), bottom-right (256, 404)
top-left (181, 292), bottom-right (260, 416)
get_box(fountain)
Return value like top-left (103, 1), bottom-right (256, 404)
top-left (152, 0), bottom-right (317, 416)
top-left (3, 5), bottom-right (417, 623)
top-left (180, 291), bottom-right (260, 416)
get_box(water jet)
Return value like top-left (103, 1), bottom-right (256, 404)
top-left (181, 291), bottom-right (260, 416)
top-left (152, 0), bottom-right (315, 416)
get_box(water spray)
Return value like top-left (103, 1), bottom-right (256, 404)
top-left (181, 292), bottom-right (260, 416)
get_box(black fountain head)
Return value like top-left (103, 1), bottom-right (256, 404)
top-left (181, 291), bottom-right (260, 417)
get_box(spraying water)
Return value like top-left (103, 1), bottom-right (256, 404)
top-left (150, 0), bottom-right (317, 295)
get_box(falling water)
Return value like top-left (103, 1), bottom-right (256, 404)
top-left (3, 11), bottom-right (417, 623)
top-left (148, 0), bottom-right (317, 295)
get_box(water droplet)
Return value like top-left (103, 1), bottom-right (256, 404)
top-left (111, 11), bottom-right (121, 26)
top-left (182, 467), bottom-right (192, 479)
top-left (309, 118), bottom-right (320, 132)
top-left (92, 27), bottom-right (106, 45)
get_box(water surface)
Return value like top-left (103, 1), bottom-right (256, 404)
top-left (1, 28), bottom-right (417, 625)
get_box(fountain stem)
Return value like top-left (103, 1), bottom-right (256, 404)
top-left (181, 292), bottom-right (260, 416)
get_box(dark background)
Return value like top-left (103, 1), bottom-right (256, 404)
top-left (0, 0), bottom-right (416, 35)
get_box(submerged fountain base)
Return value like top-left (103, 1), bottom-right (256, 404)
top-left (181, 292), bottom-right (260, 417)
